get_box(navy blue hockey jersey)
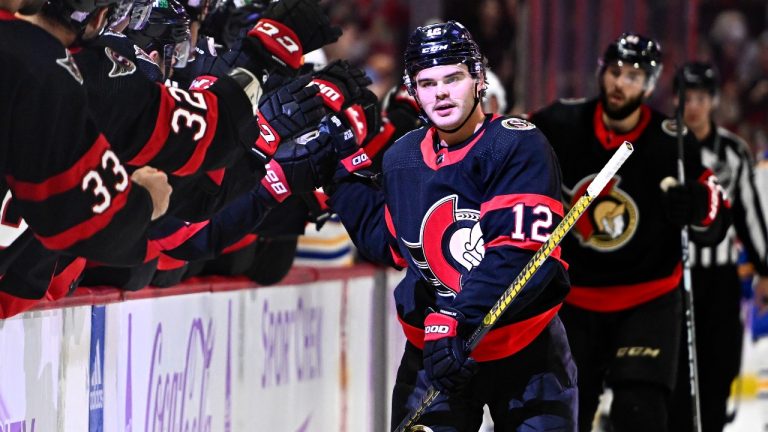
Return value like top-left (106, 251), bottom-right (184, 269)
top-left (330, 115), bottom-right (570, 361)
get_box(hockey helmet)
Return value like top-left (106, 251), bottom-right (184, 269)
top-left (126, 0), bottom-right (191, 71)
top-left (600, 32), bottom-right (663, 89)
top-left (674, 61), bottom-right (719, 96)
top-left (44, 0), bottom-right (124, 30)
top-left (403, 21), bottom-right (486, 96)
top-left (106, 0), bottom-right (135, 29)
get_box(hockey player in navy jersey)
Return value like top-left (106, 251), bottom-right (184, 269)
top-left (667, 62), bottom-right (768, 432)
top-left (529, 34), bottom-right (730, 432)
top-left (327, 21), bottom-right (576, 431)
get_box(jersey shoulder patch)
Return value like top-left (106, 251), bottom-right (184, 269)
top-left (661, 119), bottom-right (688, 137)
top-left (104, 46), bottom-right (136, 78)
top-left (500, 117), bottom-right (536, 131)
top-left (558, 97), bottom-right (587, 105)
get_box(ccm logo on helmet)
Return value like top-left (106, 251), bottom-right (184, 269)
top-left (425, 325), bottom-right (451, 335)
top-left (422, 44), bottom-right (448, 54)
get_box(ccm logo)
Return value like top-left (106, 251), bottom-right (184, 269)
top-left (424, 325), bottom-right (450, 335)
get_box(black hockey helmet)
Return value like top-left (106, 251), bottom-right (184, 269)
top-left (600, 32), bottom-right (663, 89)
top-left (674, 61), bottom-right (719, 96)
top-left (43, 0), bottom-right (124, 31)
top-left (403, 20), bottom-right (486, 96)
top-left (126, 0), bottom-right (190, 73)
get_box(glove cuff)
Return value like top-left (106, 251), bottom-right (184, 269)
top-left (248, 19), bottom-right (304, 70)
top-left (250, 115), bottom-right (282, 163)
top-left (260, 161), bottom-right (293, 203)
top-left (424, 310), bottom-right (461, 342)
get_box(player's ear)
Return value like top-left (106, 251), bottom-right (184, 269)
top-left (84, 6), bottom-right (110, 38)
top-left (148, 50), bottom-right (161, 67)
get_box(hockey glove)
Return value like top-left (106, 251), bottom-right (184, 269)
top-left (319, 114), bottom-right (373, 185)
top-left (244, 74), bottom-right (325, 164)
top-left (660, 177), bottom-right (711, 226)
top-left (243, 0), bottom-right (341, 77)
top-left (383, 84), bottom-right (423, 141)
top-left (258, 128), bottom-right (335, 204)
top-left (422, 307), bottom-right (478, 395)
top-left (312, 60), bottom-right (373, 113)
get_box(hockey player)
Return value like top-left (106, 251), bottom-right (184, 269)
top-left (529, 34), bottom-right (730, 432)
top-left (666, 61), bottom-right (768, 432)
top-left (327, 21), bottom-right (576, 430)
top-left (2, 0), bottom-right (172, 267)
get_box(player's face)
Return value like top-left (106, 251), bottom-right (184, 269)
top-left (414, 64), bottom-right (479, 130)
top-left (601, 62), bottom-right (648, 114)
top-left (680, 89), bottom-right (714, 131)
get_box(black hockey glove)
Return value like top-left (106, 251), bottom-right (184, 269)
top-left (660, 177), bottom-right (711, 226)
top-left (243, 74), bottom-right (325, 164)
top-left (422, 307), bottom-right (478, 395)
top-left (258, 128), bottom-right (336, 204)
top-left (312, 60), bottom-right (373, 113)
top-left (242, 0), bottom-right (342, 77)
top-left (319, 114), bottom-right (373, 186)
top-left (383, 84), bottom-right (423, 141)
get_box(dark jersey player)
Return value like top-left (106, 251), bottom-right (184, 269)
top-left (529, 34), bottom-right (729, 432)
top-left (327, 21), bottom-right (576, 431)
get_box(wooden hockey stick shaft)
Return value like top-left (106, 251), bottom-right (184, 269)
top-left (394, 141), bottom-right (634, 432)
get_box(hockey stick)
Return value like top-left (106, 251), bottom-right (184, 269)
top-left (675, 69), bottom-right (703, 432)
top-left (393, 141), bottom-right (634, 432)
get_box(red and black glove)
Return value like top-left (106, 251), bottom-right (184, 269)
top-left (258, 128), bottom-right (336, 204)
top-left (660, 177), bottom-right (714, 226)
top-left (319, 114), bottom-right (373, 185)
top-left (244, 74), bottom-right (325, 164)
top-left (383, 84), bottom-right (423, 141)
top-left (422, 307), bottom-right (478, 395)
top-left (312, 60), bottom-right (372, 112)
top-left (243, 0), bottom-right (342, 76)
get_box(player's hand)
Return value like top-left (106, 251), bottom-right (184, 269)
top-left (131, 166), bottom-right (172, 221)
top-left (318, 114), bottom-right (373, 185)
top-left (245, 74), bottom-right (325, 164)
top-left (660, 177), bottom-right (710, 226)
top-left (422, 307), bottom-right (478, 395)
top-left (243, 0), bottom-right (341, 76)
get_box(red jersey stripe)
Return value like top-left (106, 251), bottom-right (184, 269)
top-left (151, 221), bottom-right (209, 251)
top-left (8, 135), bottom-right (109, 201)
top-left (173, 90), bottom-right (220, 176)
top-left (127, 85), bottom-right (174, 166)
top-left (485, 237), bottom-right (568, 269)
top-left (399, 304), bottom-right (561, 362)
top-left (567, 263), bottom-right (682, 311)
top-left (35, 182), bottom-right (133, 249)
top-left (221, 233), bottom-right (259, 254)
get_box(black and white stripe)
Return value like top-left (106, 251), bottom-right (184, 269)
top-left (690, 127), bottom-right (768, 273)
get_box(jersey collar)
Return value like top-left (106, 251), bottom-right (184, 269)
top-left (420, 114), bottom-right (499, 170)
top-left (593, 101), bottom-right (651, 150)
top-left (0, 10), bottom-right (17, 20)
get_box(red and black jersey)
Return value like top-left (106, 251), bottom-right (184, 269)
top-left (330, 115), bottom-right (570, 362)
top-left (530, 98), bottom-right (728, 312)
top-left (74, 31), bottom-right (255, 179)
top-left (0, 15), bottom-right (153, 266)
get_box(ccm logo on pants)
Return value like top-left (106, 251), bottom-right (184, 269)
top-left (425, 325), bottom-right (451, 335)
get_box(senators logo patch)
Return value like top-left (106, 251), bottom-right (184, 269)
top-left (565, 175), bottom-right (638, 251)
top-left (501, 117), bottom-right (536, 131)
top-left (104, 47), bottom-right (136, 78)
top-left (403, 195), bottom-right (484, 297)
